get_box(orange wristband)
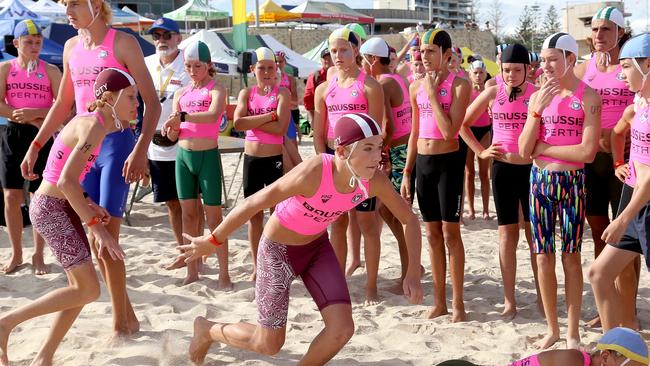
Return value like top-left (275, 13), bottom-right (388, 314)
top-left (32, 140), bottom-right (43, 151)
top-left (614, 160), bottom-right (625, 169)
top-left (531, 110), bottom-right (542, 119)
top-left (86, 216), bottom-right (100, 227)
top-left (208, 233), bottom-right (222, 247)
top-left (270, 111), bottom-right (278, 122)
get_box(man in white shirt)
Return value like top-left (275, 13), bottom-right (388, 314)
top-left (144, 18), bottom-right (192, 266)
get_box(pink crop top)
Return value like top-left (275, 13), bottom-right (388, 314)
top-left (178, 79), bottom-right (221, 141)
top-left (380, 73), bottom-right (412, 140)
top-left (5, 59), bottom-right (53, 110)
top-left (470, 88), bottom-right (491, 127)
top-left (274, 154), bottom-right (370, 235)
top-left (583, 57), bottom-right (634, 129)
top-left (325, 71), bottom-right (369, 139)
top-left (509, 351), bottom-right (591, 366)
top-left (245, 85), bottom-right (283, 145)
top-left (537, 81), bottom-right (587, 168)
top-left (626, 103), bottom-right (650, 187)
top-left (416, 72), bottom-right (457, 140)
top-left (279, 73), bottom-right (290, 89)
top-left (42, 112), bottom-right (104, 184)
top-left (69, 28), bottom-right (129, 114)
top-left (491, 82), bottom-right (535, 154)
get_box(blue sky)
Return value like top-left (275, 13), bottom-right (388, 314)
top-left (211, 0), bottom-right (649, 34)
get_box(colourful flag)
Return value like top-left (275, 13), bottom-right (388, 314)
top-left (232, 0), bottom-right (247, 52)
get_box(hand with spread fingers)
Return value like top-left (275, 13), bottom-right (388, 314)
top-left (176, 233), bottom-right (218, 263)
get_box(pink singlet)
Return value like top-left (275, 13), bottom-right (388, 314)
top-left (178, 79), bottom-right (220, 140)
top-left (42, 112), bottom-right (105, 184)
top-left (5, 59), bottom-right (53, 109)
top-left (274, 154), bottom-right (370, 235)
top-left (470, 88), bottom-right (491, 127)
top-left (491, 82), bottom-right (535, 153)
top-left (626, 102), bottom-right (650, 187)
top-left (495, 74), bottom-right (504, 85)
top-left (279, 73), bottom-right (290, 89)
top-left (509, 351), bottom-right (591, 366)
top-left (538, 82), bottom-right (588, 167)
top-left (416, 72), bottom-right (457, 139)
top-left (245, 84), bottom-right (283, 145)
top-left (405, 66), bottom-right (414, 83)
top-left (68, 28), bottom-right (128, 114)
top-left (325, 71), bottom-right (368, 139)
top-left (380, 73), bottom-right (412, 140)
top-left (583, 57), bottom-right (634, 129)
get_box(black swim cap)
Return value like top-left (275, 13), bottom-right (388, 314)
top-left (501, 43), bottom-right (530, 65)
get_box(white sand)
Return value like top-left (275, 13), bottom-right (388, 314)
top-left (1, 138), bottom-right (649, 365)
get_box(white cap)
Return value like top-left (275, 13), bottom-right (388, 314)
top-left (359, 37), bottom-right (390, 58)
top-left (542, 32), bottom-right (578, 55)
top-left (592, 6), bottom-right (625, 28)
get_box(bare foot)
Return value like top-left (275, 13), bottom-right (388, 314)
top-left (566, 337), bottom-right (581, 350)
top-left (500, 306), bottom-right (517, 320)
top-left (107, 331), bottom-right (130, 347)
top-left (31, 254), bottom-right (49, 275)
top-left (364, 287), bottom-right (380, 306)
top-left (189, 316), bottom-right (215, 365)
top-left (586, 315), bottom-right (601, 328)
top-left (2, 255), bottom-right (23, 274)
top-left (248, 271), bottom-right (256, 282)
top-left (467, 211), bottom-right (476, 220)
top-left (165, 256), bottom-right (187, 270)
top-left (452, 308), bottom-right (467, 323)
top-left (29, 355), bottom-right (53, 366)
top-left (482, 212), bottom-right (491, 220)
top-left (128, 319), bottom-right (140, 334)
top-left (533, 332), bottom-right (560, 350)
top-left (345, 260), bottom-right (362, 277)
top-left (0, 320), bottom-right (10, 366)
top-left (387, 279), bottom-right (404, 295)
top-left (183, 274), bottom-right (200, 286)
top-left (217, 277), bottom-right (234, 291)
top-left (426, 306), bottom-right (449, 320)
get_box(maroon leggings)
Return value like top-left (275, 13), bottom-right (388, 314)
top-left (255, 233), bottom-right (351, 329)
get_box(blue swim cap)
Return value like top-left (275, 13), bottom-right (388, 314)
top-left (596, 327), bottom-right (649, 364)
top-left (620, 33), bottom-right (650, 59)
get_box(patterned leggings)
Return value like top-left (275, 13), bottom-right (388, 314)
top-left (529, 166), bottom-right (585, 254)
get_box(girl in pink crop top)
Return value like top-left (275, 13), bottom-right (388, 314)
top-left (244, 84), bottom-right (284, 145)
top-left (491, 81), bottom-right (536, 154)
top-left (171, 114), bottom-right (423, 365)
top-left (324, 72), bottom-right (369, 139)
top-left (415, 71), bottom-right (457, 139)
top-left (176, 79), bottom-right (221, 141)
top-left (583, 57), bottom-right (635, 129)
top-left (5, 59), bottom-right (54, 110)
top-left (380, 73), bottom-right (412, 140)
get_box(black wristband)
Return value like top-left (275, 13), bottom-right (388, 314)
top-left (180, 111), bottom-right (188, 122)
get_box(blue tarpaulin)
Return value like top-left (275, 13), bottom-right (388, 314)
top-left (46, 23), bottom-right (155, 57)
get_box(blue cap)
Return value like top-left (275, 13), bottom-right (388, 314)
top-left (148, 17), bottom-right (180, 34)
top-left (13, 20), bottom-right (42, 38)
top-left (620, 33), bottom-right (650, 59)
top-left (596, 327), bottom-right (649, 364)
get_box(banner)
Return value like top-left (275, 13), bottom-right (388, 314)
top-left (232, 0), bottom-right (247, 52)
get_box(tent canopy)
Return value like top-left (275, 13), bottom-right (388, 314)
top-left (163, 0), bottom-right (229, 22)
top-left (459, 47), bottom-right (499, 77)
top-left (179, 30), bottom-right (238, 75)
top-left (45, 23), bottom-right (155, 58)
top-left (121, 6), bottom-right (155, 24)
top-left (29, 0), bottom-right (68, 23)
top-left (111, 6), bottom-right (139, 25)
top-left (303, 39), bottom-right (328, 62)
top-left (247, 0), bottom-right (301, 23)
top-left (0, 0), bottom-right (52, 30)
top-left (290, 1), bottom-right (374, 24)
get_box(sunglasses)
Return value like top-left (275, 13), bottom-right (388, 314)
top-left (152, 32), bottom-right (173, 41)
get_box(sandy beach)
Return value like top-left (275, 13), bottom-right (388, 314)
top-left (1, 138), bottom-right (649, 365)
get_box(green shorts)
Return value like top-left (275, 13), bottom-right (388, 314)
top-left (175, 147), bottom-right (222, 206)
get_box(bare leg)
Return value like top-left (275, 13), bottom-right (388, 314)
top-left (164, 199), bottom-right (187, 270)
top-left (464, 152), bottom-right (476, 220)
top-left (378, 205), bottom-right (408, 283)
top-left (589, 245), bottom-right (638, 331)
top-left (357, 210), bottom-right (382, 305)
top-left (203, 205), bottom-right (232, 290)
top-left (562, 252), bottom-right (583, 349)
top-left (616, 259), bottom-right (639, 329)
top-left (478, 157), bottom-right (491, 219)
top-left (180, 199), bottom-right (201, 284)
top-left (247, 211), bottom-right (264, 281)
top-left (425, 221), bottom-right (448, 319)
top-left (284, 138), bottom-right (302, 171)
top-left (330, 213), bottom-right (349, 274)
top-left (0, 262), bottom-right (100, 366)
top-left (534, 253), bottom-right (560, 349)
top-left (345, 210), bottom-right (362, 277)
top-left (2, 189), bottom-right (24, 273)
top-left (498, 224), bottom-right (519, 319)
top-left (89, 217), bottom-right (139, 336)
top-left (443, 221), bottom-right (466, 322)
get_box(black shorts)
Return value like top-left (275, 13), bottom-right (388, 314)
top-left (611, 184), bottom-right (650, 270)
top-left (470, 125), bottom-right (492, 143)
top-left (243, 154), bottom-right (283, 198)
top-left (492, 160), bottom-right (531, 226)
top-left (355, 197), bottom-right (377, 211)
top-left (415, 150), bottom-right (465, 222)
top-left (0, 122), bottom-right (52, 192)
top-left (291, 109), bottom-right (300, 127)
top-left (585, 151), bottom-right (624, 217)
top-left (149, 159), bottom-right (178, 203)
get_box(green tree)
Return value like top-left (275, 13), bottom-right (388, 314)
top-left (515, 5), bottom-right (535, 51)
top-left (542, 5), bottom-right (561, 40)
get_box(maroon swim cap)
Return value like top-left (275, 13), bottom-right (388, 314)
top-left (412, 51), bottom-right (422, 61)
top-left (334, 113), bottom-right (382, 147)
top-left (93, 68), bottom-right (136, 99)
